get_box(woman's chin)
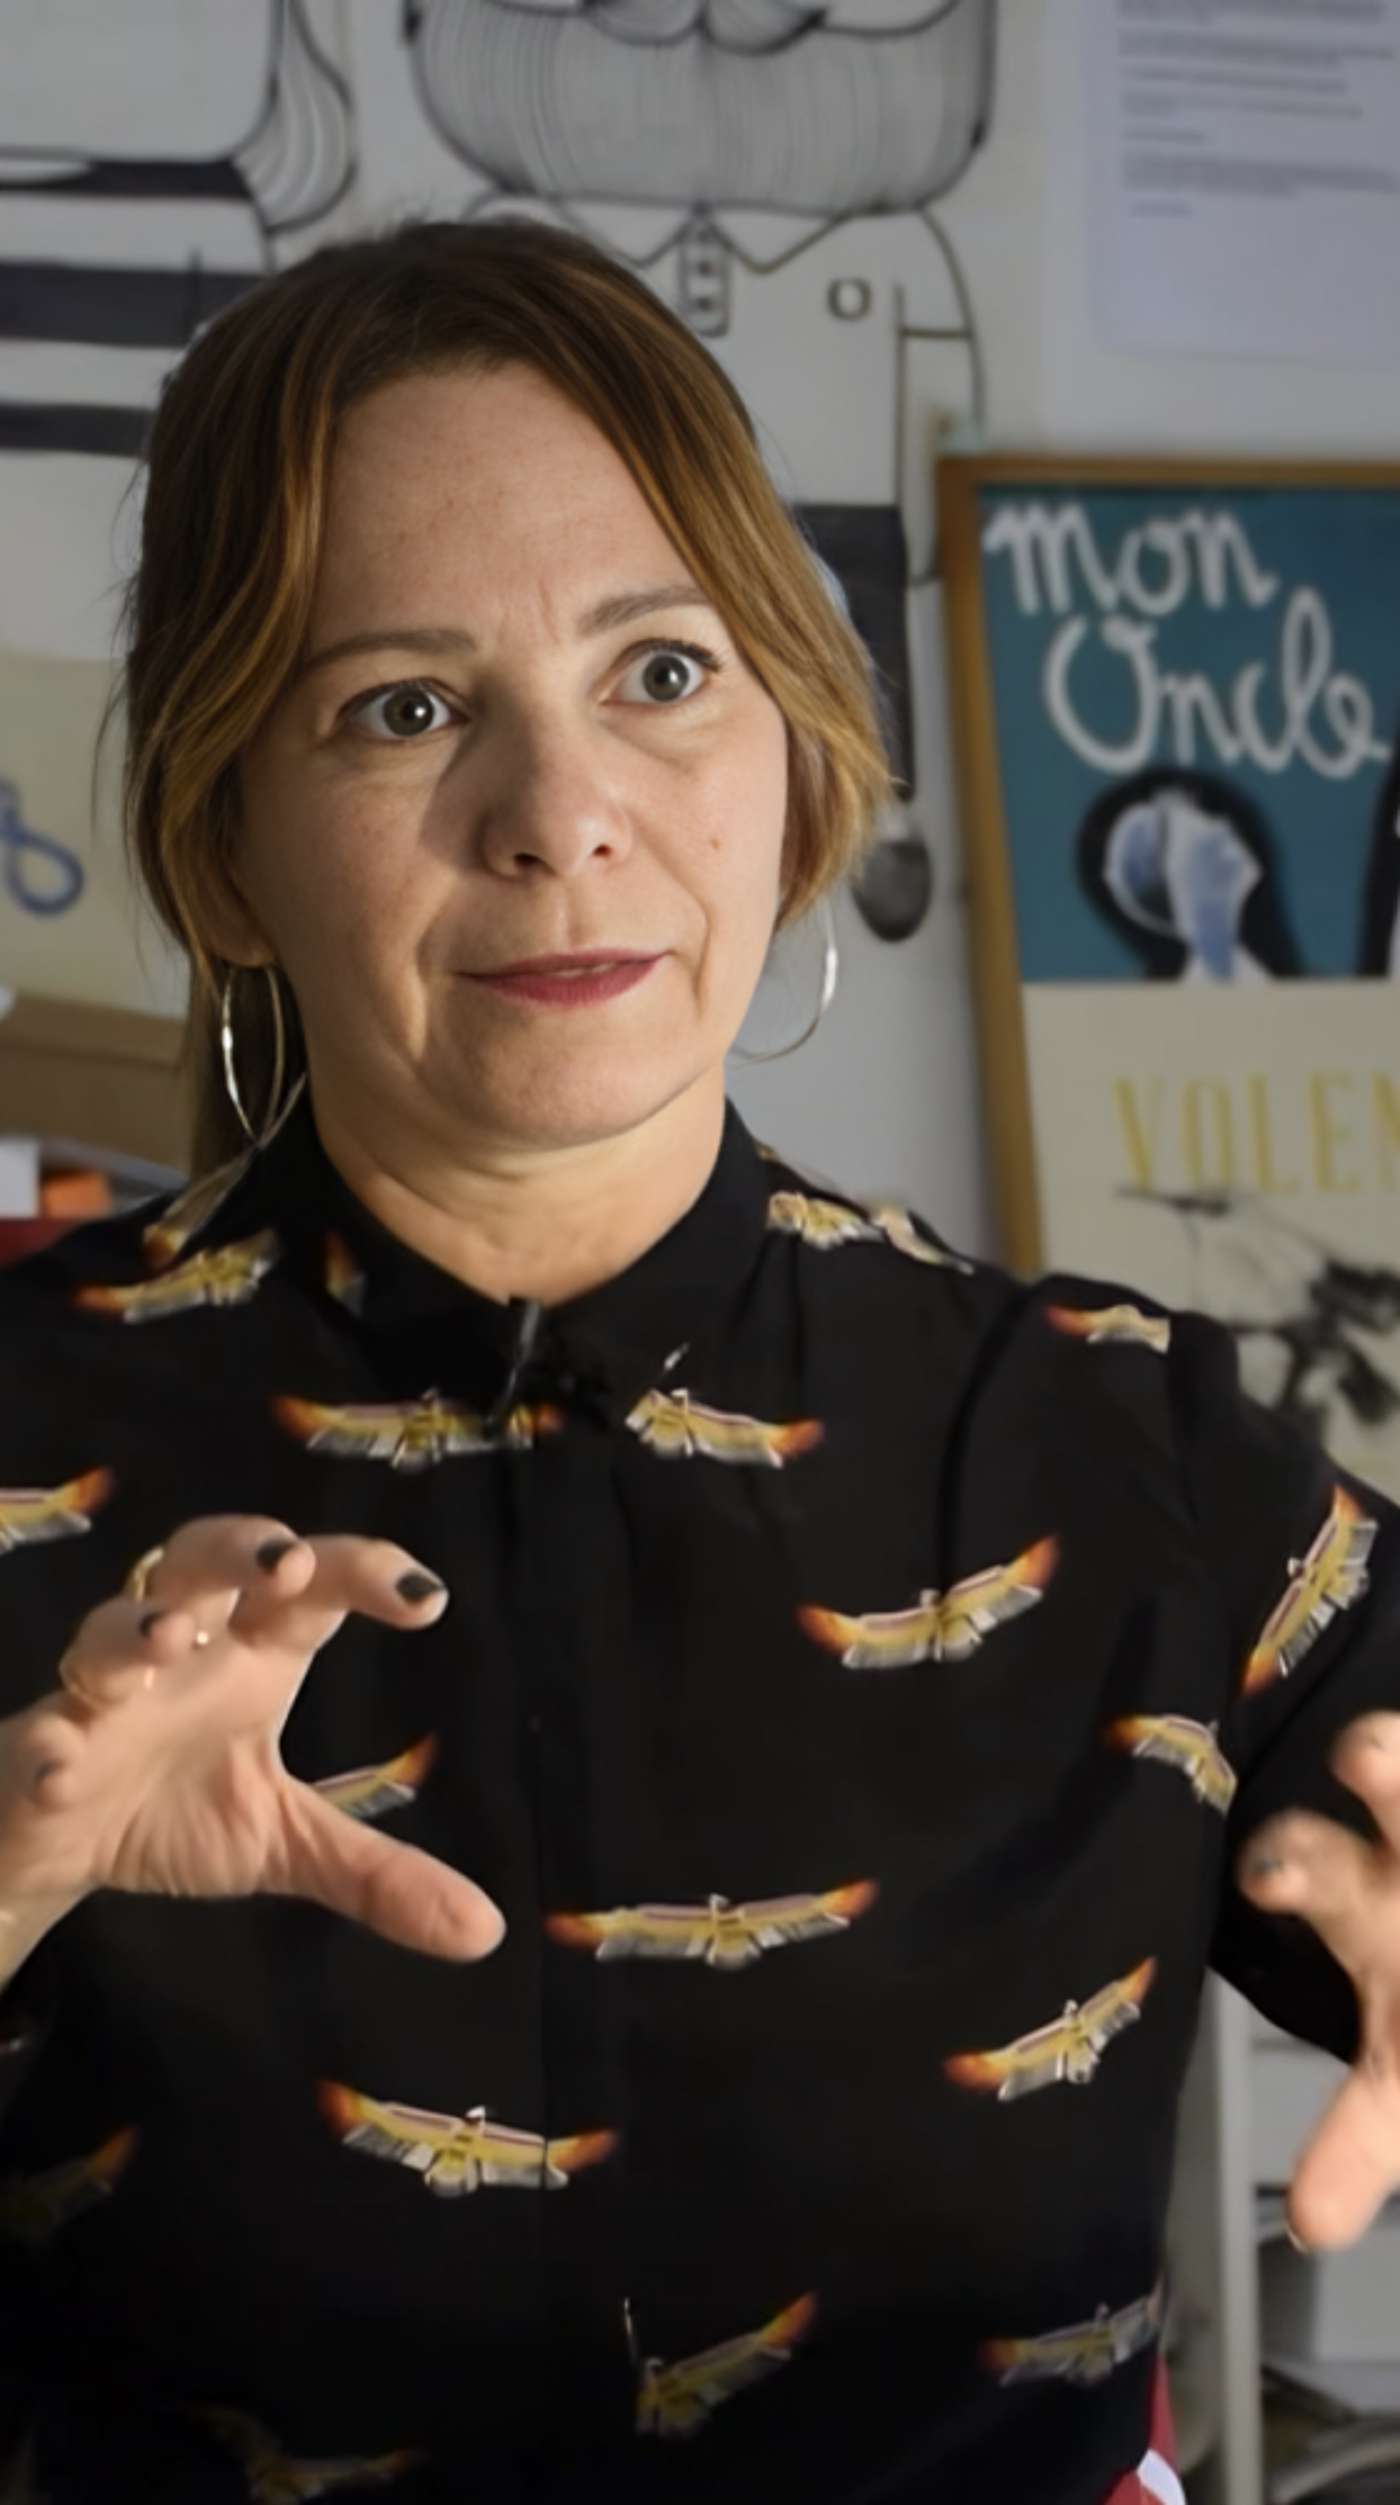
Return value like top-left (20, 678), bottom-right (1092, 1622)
top-left (447, 1058), bottom-right (717, 1158)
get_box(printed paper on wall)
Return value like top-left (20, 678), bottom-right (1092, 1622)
top-left (940, 457), bottom-right (1400, 1499)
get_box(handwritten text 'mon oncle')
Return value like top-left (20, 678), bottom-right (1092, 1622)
top-left (982, 502), bottom-right (1389, 782)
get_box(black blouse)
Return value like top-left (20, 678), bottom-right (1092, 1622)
top-left (0, 1096), bottom-right (1392, 2505)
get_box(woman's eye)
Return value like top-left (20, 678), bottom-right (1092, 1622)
top-left (352, 683), bottom-right (455, 740)
top-left (617, 647), bottom-right (713, 707)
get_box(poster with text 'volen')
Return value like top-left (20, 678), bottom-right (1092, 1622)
top-left (939, 460), bottom-right (1400, 1501)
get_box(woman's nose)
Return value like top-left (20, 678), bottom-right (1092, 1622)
top-left (472, 709), bottom-right (635, 881)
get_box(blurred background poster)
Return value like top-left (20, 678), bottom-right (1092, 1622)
top-left (942, 459), bottom-right (1400, 1502)
top-left (1085, 0), bottom-right (1400, 365)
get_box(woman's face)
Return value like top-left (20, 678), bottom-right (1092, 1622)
top-left (233, 363), bottom-right (790, 1166)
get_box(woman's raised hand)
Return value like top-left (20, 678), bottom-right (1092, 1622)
top-left (0, 1516), bottom-right (504, 1970)
top-left (1239, 1712), bottom-right (1400, 2248)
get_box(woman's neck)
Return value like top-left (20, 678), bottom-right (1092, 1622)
top-left (311, 1072), bottom-right (729, 1308)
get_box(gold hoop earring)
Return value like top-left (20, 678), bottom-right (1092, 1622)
top-left (219, 965), bottom-right (299, 1147)
top-left (734, 894), bottom-right (840, 1066)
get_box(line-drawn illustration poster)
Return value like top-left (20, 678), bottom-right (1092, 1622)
top-left (0, 0), bottom-right (998, 1018)
top-left (941, 458), bottom-right (1400, 1499)
top-left (0, 0), bottom-right (353, 1015)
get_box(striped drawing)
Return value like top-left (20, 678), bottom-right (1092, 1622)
top-left (0, 2), bottom-right (351, 460)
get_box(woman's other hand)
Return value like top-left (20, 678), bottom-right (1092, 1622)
top-left (0, 1516), bottom-right (504, 1968)
top-left (1239, 1711), bottom-right (1400, 2248)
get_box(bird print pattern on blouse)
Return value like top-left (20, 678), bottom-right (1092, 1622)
top-left (545, 1883), bottom-right (876, 1969)
top-left (984, 2285), bottom-right (1164, 2388)
top-left (798, 1538), bottom-right (1058, 1670)
top-left (1242, 1484), bottom-right (1377, 1694)
top-left (765, 1190), bottom-right (885, 1249)
top-left (1106, 1716), bottom-right (1237, 1814)
top-left (634, 2294), bottom-right (817, 2439)
top-left (274, 1390), bottom-right (562, 1468)
top-left (317, 2084), bottom-right (617, 2196)
top-left (74, 1232), bottom-right (281, 1322)
top-left (1046, 1303), bottom-right (1171, 1355)
top-left (944, 1961), bottom-right (1155, 2102)
top-left (322, 1233), bottom-right (366, 1314)
top-left (624, 1387), bottom-right (822, 1467)
top-left (0, 1466), bottom-right (111, 1553)
top-left (0, 2127), bottom-right (137, 2244)
top-left (311, 1738), bottom-right (437, 1822)
top-left (864, 1203), bottom-right (976, 1273)
top-left (141, 1150), bottom-right (255, 1271)
top-left (196, 2405), bottom-right (422, 2500)
top-left (763, 1188), bottom-right (977, 1274)
top-left (3, 1114), bottom-right (1223, 2490)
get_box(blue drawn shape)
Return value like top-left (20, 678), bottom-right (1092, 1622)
top-left (0, 781), bottom-right (84, 916)
top-left (1104, 793), bottom-right (1261, 980)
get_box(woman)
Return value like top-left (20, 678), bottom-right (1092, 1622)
top-left (0, 220), bottom-right (1396, 2505)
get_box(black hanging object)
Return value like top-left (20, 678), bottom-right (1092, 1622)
top-left (850, 833), bottom-right (934, 942)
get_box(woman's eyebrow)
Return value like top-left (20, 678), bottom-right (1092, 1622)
top-left (297, 585), bottom-right (717, 685)
top-left (296, 625), bottom-right (476, 682)
top-left (575, 582), bottom-right (716, 635)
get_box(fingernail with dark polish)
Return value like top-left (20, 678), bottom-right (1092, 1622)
top-left (139, 1610), bottom-right (167, 1637)
top-left (256, 1537), bottom-right (297, 1572)
top-left (1285, 2220), bottom-right (1312, 2255)
top-left (1246, 1849), bottom-right (1284, 1879)
top-left (397, 1571), bottom-right (446, 1604)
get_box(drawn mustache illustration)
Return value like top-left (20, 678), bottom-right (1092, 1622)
top-left (406, 0), bottom-right (990, 931)
top-left (407, 0), bottom-right (993, 223)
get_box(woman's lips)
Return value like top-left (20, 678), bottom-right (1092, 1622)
top-left (464, 955), bottom-right (662, 1008)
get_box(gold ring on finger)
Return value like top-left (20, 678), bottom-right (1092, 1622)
top-left (124, 1545), bottom-right (166, 1603)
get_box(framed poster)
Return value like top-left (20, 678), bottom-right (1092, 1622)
top-left (939, 455), bottom-right (1400, 1500)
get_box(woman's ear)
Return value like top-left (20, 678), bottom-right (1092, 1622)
top-left (199, 864), bottom-right (276, 971)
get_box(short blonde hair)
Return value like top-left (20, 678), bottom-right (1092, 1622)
top-left (120, 219), bottom-right (893, 1169)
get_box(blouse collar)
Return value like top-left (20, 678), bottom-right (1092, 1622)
top-left (200, 1092), bottom-right (777, 1421)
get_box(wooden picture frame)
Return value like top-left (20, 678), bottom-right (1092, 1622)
top-left (938, 453), bottom-right (1400, 1499)
top-left (939, 454), bottom-right (1400, 1239)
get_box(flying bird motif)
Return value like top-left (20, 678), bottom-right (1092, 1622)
top-left (1242, 1484), bottom-right (1377, 1694)
top-left (1046, 1302), bottom-right (1171, 1355)
top-left (197, 2405), bottom-right (421, 2501)
top-left (765, 1189), bottom-right (885, 1250)
top-left (142, 1149), bottom-right (253, 1270)
top-left (274, 1389), bottom-right (560, 1469)
top-left (798, 1537), bottom-right (1058, 1669)
top-left (75, 1230), bottom-right (281, 1322)
top-left (625, 1387), bottom-right (822, 1467)
top-left (984, 2284), bottom-right (1164, 2387)
top-left (865, 1203), bottom-right (975, 1274)
top-left (944, 1960), bottom-right (1155, 2102)
top-left (0, 2126), bottom-right (137, 2245)
top-left (546, 1881), bottom-right (875, 1969)
top-left (0, 1466), bottom-right (112, 1555)
top-left (311, 1738), bottom-right (436, 1823)
top-left (323, 1233), bottom-right (366, 1315)
top-left (636, 2294), bottom-right (817, 2439)
top-left (317, 2083), bottom-right (616, 2195)
top-left (1106, 1715), bottom-right (1236, 1813)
